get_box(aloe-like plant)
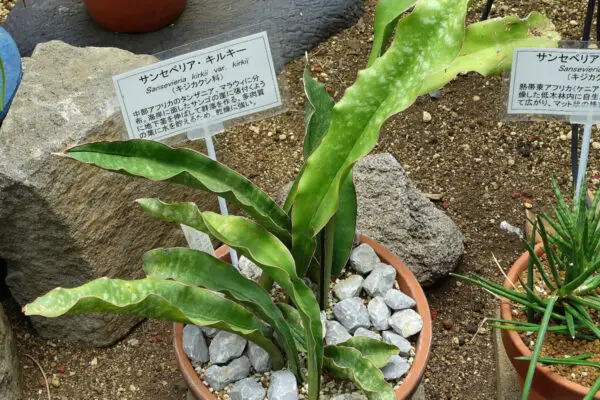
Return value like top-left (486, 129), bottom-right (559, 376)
top-left (454, 182), bottom-right (600, 400)
top-left (23, 1), bottom-right (559, 399)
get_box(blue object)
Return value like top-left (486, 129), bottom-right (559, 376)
top-left (0, 27), bottom-right (22, 121)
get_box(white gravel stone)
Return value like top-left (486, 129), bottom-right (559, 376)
top-left (209, 331), bottom-right (247, 364)
top-left (325, 320), bottom-right (352, 346)
top-left (238, 256), bottom-right (263, 281)
top-left (246, 341), bottom-right (272, 373)
top-left (367, 296), bottom-right (390, 331)
top-left (349, 244), bottom-right (379, 274)
top-left (381, 355), bottom-right (409, 380)
top-left (389, 309), bottom-right (423, 338)
top-left (382, 331), bottom-right (412, 357)
top-left (363, 264), bottom-right (396, 297)
top-left (333, 275), bottom-right (364, 300)
top-left (333, 297), bottom-right (371, 333)
top-left (384, 289), bottom-right (416, 310)
top-left (182, 325), bottom-right (209, 363)
top-left (353, 327), bottom-right (382, 341)
top-left (204, 356), bottom-right (251, 390)
top-left (268, 370), bottom-right (298, 400)
top-left (230, 377), bottom-right (266, 400)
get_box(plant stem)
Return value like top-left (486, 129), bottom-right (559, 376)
top-left (320, 219), bottom-right (335, 310)
top-left (258, 272), bottom-right (274, 292)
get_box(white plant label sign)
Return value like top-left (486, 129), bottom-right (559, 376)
top-left (113, 31), bottom-right (282, 141)
top-left (508, 48), bottom-right (600, 117)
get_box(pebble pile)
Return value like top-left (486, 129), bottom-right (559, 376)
top-left (182, 243), bottom-right (424, 399)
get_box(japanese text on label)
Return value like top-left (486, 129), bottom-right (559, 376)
top-left (113, 31), bottom-right (281, 140)
top-left (508, 48), bottom-right (600, 116)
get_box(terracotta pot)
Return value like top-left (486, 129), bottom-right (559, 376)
top-left (174, 235), bottom-right (432, 400)
top-left (82, 0), bottom-right (187, 33)
top-left (501, 249), bottom-right (600, 399)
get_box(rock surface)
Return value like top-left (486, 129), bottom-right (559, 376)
top-left (325, 320), bottom-right (351, 346)
top-left (353, 327), bottom-right (381, 340)
top-left (5, 0), bottom-right (363, 73)
top-left (238, 256), bottom-right (263, 282)
top-left (389, 309), bottom-right (424, 338)
top-left (349, 244), bottom-right (378, 274)
top-left (367, 296), bottom-right (391, 331)
top-left (0, 41), bottom-right (220, 346)
top-left (382, 331), bottom-right (412, 357)
top-left (182, 325), bottom-right (209, 364)
top-left (246, 341), bottom-right (271, 373)
top-left (354, 154), bottom-right (465, 286)
top-left (384, 289), bottom-right (416, 310)
top-left (230, 377), bottom-right (266, 400)
top-left (333, 275), bottom-right (363, 300)
top-left (201, 326), bottom-right (220, 338)
top-left (381, 355), bottom-right (410, 380)
top-left (267, 370), bottom-right (298, 400)
top-left (209, 331), bottom-right (247, 364)
top-left (333, 297), bottom-right (370, 333)
top-left (362, 264), bottom-right (396, 297)
top-left (0, 305), bottom-right (21, 400)
top-left (331, 393), bottom-right (368, 400)
top-left (204, 356), bottom-right (251, 391)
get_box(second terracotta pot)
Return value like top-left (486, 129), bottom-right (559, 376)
top-left (83, 0), bottom-right (187, 33)
top-left (174, 235), bottom-right (432, 400)
top-left (501, 248), bottom-right (600, 399)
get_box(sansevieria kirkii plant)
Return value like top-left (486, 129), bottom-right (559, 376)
top-left (23, 1), bottom-right (559, 399)
top-left (454, 182), bottom-right (600, 400)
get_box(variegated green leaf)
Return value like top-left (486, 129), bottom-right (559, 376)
top-left (291, 0), bottom-right (472, 274)
top-left (418, 12), bottom-right (560, 95)
top-left (277, 303), bottom-right (307, 352)
top-left (367, 0), bottom-right (417, 66)
top-left (303, 65), bottom-right (335, 161)
top-left (324, 345), bottom-right (395, 400)
top-left (338, 337), bottom-right (399, 368)
top-left (62, 140), bottom-right (291, 244)
top-left (136, 199), bottom-right (322, 400)
top-left (23, 278), bottom-right (283, 363)
top-left (143, 247), bottom-right (299, 375)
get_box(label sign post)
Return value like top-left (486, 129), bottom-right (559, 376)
top-left (113, 31), bottom-right (284, 266)
top-left (508, 47), bottom-right (600, 202)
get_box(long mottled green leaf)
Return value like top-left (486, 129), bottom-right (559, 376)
top-left (367, 0), bottom-right (417, 66)
top-left (23, 278), bottom-right (282, 362)
top-left (63, 140), bottom-right (291, 244)
top-left (332, 173), bottom-right (357, 275)
top-left (290, 2), bottom-right (559, 274)
top-left (136, 199), bottom-right (322, 400)
top-left (324, 345), bottom-right (395, 400)
top-left (290, 0), bottom-right (471, 273)
top-left (143, 247), bottom-right (298, 375)
top-left (419, 13), bottom-right (559, 95)
top-left (338, 337), bottom-right (398, 368)
top-left (303, 65), bottom-right (335, 161)
top-left (277, 303), bottom-right (307, 352)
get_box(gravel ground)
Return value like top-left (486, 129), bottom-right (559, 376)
top-left (0, 0), bottom-right (18, 23)
top-left (5, 0), bottom-right (600, 399)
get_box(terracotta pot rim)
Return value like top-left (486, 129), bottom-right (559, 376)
top-left (500, 248), bottom-right (599, 398)
top-left (174, 235), bottom-right (432, 399)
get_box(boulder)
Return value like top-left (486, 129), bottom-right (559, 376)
top-left (5, 0), bottom-right (363, 72)
top-left (0, 305), bottom-right (21, 400)
top-left (354, 154), bottom-right (464, 286)
top-left (0, 41), bottom-right (220, 346)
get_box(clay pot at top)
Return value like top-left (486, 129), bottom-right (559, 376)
top-left (82, 0), bottom-right (188, 33)
top-left (501, 248), bottom-right (600, 399)
top-left (174, 235), bottom-right (433, 400)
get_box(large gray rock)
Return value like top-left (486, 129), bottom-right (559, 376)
top-left (381, 355), bottom-right (409, 380)
top-left (333, 275), bottom-right (363, 300)
top-left (349, 244), bottom-right (379, 274)
top-left (362, 264), bottom-right (396, 298)
top-left (246, 341), bottom-right (271, 373)
top-left (382, 331), bottom-right (412, 357)
top-left (384, 289), bottom-right (416, 311)
top-left (367, 296), bottom-right (390, 331)
top-left (5, 0), bottom-right (363, 72)
top-left (0, 41), bottom-right (220, 346)
top-left (389, 309), bottom-right (423, 338)
top-left (325, 320), bottom-right (351, 346)
top-left (204, 356), bottom-right (251, 391)
top-left (354, 154), bottom-right (465, 286)
top-left (0, 305), bottom-right (21, 400)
